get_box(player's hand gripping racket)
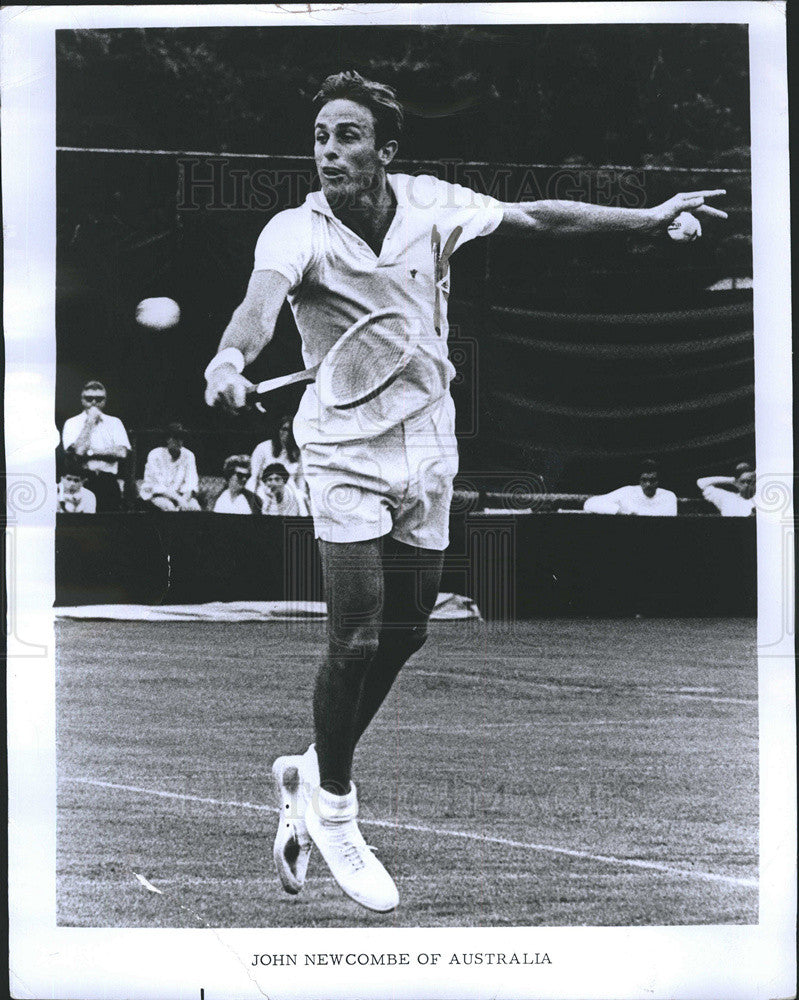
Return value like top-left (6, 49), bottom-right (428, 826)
top-left (248, 309), bottom-right (418, 412)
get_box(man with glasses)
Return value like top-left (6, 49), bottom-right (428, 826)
top-left (62, 380), bottom-right (131, 512)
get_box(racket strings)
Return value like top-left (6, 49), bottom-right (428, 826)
top-left (324, 312), bottom-right (414, 408)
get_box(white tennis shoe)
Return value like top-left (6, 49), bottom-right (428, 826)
top-left (271, 746), bottom-right (318, 894)
top-left (305, 783), bottom-right (399, 913)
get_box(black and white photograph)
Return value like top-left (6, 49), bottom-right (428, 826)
top-left (3, 4), bottom-right (795, 999)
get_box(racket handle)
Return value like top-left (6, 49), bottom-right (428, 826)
top-left (249, 364), bottom-right (321, 403)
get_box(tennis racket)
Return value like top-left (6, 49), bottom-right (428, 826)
top-left (248, 309), bottom-right (418, 411)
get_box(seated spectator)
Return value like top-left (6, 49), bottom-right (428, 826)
top-left (583, 459), bottom-right (678, 516)
top-left (139, 422), bottom-right (201, 511)
top-left (61, 380), bottom-right (131, 511)
top-left (260, 463), bottom-right (309, 516)
top-left (57, 459), bottom-right (96, 513)
top-left (248, 414), bottom-right (306, 497)
top-left (213, 455), bottom-right (262, 514)
top-left (697, 466), bottom-right (756, 517)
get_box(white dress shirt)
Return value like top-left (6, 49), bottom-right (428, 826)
top-left (62, 410), bottom-right (131, 474)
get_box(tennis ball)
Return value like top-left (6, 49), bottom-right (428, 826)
top-left (667, 212), bottom-right (702, 242)
top-left (136, 297), bottom-right (181, 330)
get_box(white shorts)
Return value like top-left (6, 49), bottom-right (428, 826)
top-left (301, 396), bottom-right (459, 551)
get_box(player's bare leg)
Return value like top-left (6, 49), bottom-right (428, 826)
top-left (314, 538), bottom-right (384, 793)
top-left (273, 538), bottom-right (382, 898)
top-left (304, 537), bottom-right (398, 911)
top-left (352, 541), bottom-right (444, 745)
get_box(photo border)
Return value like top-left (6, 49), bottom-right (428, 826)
top-left (3, 4), bottom-right (794, 999)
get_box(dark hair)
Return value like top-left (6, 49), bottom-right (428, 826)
top-left (223, 454), bottom-right (250, 479)
top-left (263, 463), bottom-right (289, 483)
top-left (82, 380), bottom-right (106, 394)
top-left (165, 422), bottom-right (187, 441)
top-left (62, 455), bottom-right (85, 479)
top-left (639, 458), bottom-right (658, 474)
top-left (313, 71), bottom-right (404, 147)
top-left (734, 461), bottom-right (753, 477)
top-left (271, 415), bottom-right (300, 464)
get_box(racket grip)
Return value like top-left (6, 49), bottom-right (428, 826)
top-left (244, 387), bottom-right (267, 414)
top-left (251, 364), bottom-right (321, 399)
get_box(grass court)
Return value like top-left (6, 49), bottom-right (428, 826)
top-left (56, 616), bottom-right (758, 928)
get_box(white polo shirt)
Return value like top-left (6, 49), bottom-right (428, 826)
top-left (252, 172), bottom-right (504, 445)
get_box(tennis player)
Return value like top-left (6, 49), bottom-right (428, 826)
top-left (204, 71), bottom-right (727, 912)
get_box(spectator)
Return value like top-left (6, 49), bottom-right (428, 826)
top-left (583, 459), bottom-right (678, 516)
top-left (260, 463), bottom-right (309, 516)
top-left (139, 422), bottom-right (201, 511)
top-left (61, 380), bottom-right (131, 511)
top-left (57, 458), bottom-right (96, 513)
top-left (249, 414), bottom-right (306, 497)
top-left (697, 466), bottom-right (756, 517)
top-left (251, 455), bottom-right (309, 513)
top-left (213, 455), bottom-right (262, 514)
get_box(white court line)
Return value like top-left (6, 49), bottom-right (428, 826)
top-left (409, 669), bottom-right (756, 705)
top-left (63, 776), bottom-right (757, 890)
top-left (671, 693), bottom-right (754, 705)
top-left (394, 716), bottom-right (672, 736)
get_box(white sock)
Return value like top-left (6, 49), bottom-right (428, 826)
top-left (316, 783), bottom-right (358, 822)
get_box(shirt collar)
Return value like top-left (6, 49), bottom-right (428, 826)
top-left (307, 172), bottom-right (404, 218)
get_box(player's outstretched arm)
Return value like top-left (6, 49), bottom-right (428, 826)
top-left (204, 270), bottom-right (291, 412)
top-left (497, 190), bottom-right (727, 237)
